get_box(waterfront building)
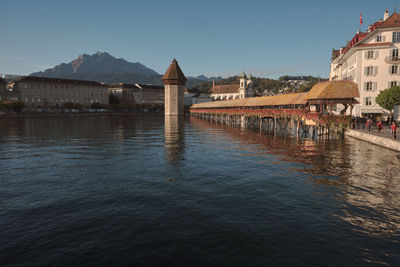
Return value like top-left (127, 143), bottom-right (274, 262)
top-left (210, 73), bottom-right (254, 101)
top-left (108, 83), bottom-right (164, 105)
top-left (108, 83), bottom-right (142, 105)
top-left (184, 88), bottom-right (212, 106)
top-left (3, 74), bottom-right (26, 82)
top-left (137, 84), bottom-right (164, 105)
top-left (0, 78), bottom-right (6, 92)
top-left (12, 76), bottom-right (108, 109)
top-left (330, 9), bottom-right (400, 117)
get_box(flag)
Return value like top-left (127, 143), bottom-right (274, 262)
top-left (360, 13), bottom-right (363, 25)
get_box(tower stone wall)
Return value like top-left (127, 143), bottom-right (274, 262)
top-left (162, 59), bottom-right (186, 116)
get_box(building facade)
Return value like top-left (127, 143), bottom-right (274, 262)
top-left (13, 76), bottom-right (108, 109)
top-left (0, 78), bottom-right (6, 92)
top-left (108, 83), bottom-right (142, 105)
top-left (210, 73), bottom-right (254, 101)
top-left (108, 83), bottom-right (164, 105)
top-left (136, 84), bottom-right (164, 105)
top-left (330, 9), bottom-right (400, 117)
top-left (184, 88), bottom-right (212, 106)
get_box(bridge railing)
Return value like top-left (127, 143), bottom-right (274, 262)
top-left (190, 108), bottom-right (352, 128)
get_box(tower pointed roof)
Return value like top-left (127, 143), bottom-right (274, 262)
top-left (162, 58), bottom-right (187, 85)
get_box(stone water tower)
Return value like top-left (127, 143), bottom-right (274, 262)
top-left (162, 59), bottom-right (187, 116)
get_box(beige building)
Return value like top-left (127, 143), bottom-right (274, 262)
top-left (108, 83), bottom-right (142, 105)
top-left (330, 9), bottom-right (400, 117)
top-left (108, 83), bottom-right (164, 105)
top-left (138, 84), bottom-right (164, 105)
top-left (210, 73), bottom-right (254, 101)
top-left (13, 76), bottom-right (108, 109)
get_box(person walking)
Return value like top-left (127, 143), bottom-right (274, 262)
top-left (391, 122), bottom-right (397, 139)
top-left (366, 118), bottom-right (372, 132)
top-left (377, 120), bottom-right (383, 132)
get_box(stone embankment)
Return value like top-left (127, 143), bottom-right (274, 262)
top-left (345, 129), bottom-right (400, 152)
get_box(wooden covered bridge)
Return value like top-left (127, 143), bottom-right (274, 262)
top-left (190, 81), bottom-right (360, 137)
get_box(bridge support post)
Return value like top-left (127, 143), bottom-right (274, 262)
top-left (297, 119), bottom-right (300, 134)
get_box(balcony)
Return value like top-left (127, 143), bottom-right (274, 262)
top-left (385, 56), bottom-right (400, 64)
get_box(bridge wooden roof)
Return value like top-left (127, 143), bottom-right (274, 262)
top-left (306, 80), bottom-right (359, 100)
top-left (191, 81), bottom-right (359, 109)
top-left (191, 92), bottom-right (308, 109)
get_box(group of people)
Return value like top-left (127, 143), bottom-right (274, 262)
top-left (364, 118), bottom-right (397, 139)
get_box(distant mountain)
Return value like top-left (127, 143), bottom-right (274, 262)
top-left (31, 52), bottom-right (159, 78)
top-left (30, 52), bottom-right (216, 87)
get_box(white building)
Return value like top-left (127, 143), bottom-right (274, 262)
top-left (210, 73), bottom-right (254, 100)
top-left (330, 9), bottom-right (400, 117)
top-left (184, 88), bottom-right (212, 106)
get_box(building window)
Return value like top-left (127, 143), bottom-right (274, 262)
top-left (376, 35), bottom-right (384, 42)
top-left (364, 66), bottom-right (377, 76)
top-left (366, 50), bottom-right (374, 59)
top-left (365, 82), bottom-right (373, 91)
top-left (392, 49), bottom-right (399, 60)
top-left (390, 81), bottom-right (397, 87)
top-left (393, 32), bottom-right (400, 43)
top-left (365, 97), bottom-right (372, 106)
top-left (391, 65), bottom-right (398, 74)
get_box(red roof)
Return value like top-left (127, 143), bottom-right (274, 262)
top-left (377, 13), bottom-right (400, 28)
top-left (337, 13), bottom-right (400, 58)
top-left (210, 84), bottom-right (240, 94)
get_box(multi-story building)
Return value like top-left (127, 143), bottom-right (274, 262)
top-left (137, 84), bottom-right (164, 104)
top-left (330, 9), bottom-right (400, 117)
top-left (108, 83), bottom-right (164, 105)
top-left (108, 83), bottom-right (142, 105)
top-left (0, 78), bottom-right (6, 92)
top-left (210, 73), bottom-right (254, 101)
top-left (184, 88), bottom-right (212, 106)
top-left (13, 76), bottom-right (108, 109)
top-left (3, 74), bottom-right (26, 83)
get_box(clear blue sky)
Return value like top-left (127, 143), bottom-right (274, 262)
top-left (0, 0), bottom-right (398, 79)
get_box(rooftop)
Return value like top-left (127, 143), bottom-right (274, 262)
top-left (162, 59), bottom-right (187, 85)
top-left (19, 76), bottom-right (105, 86)
top-left (210, 84), bottom-right (240, 94)
top-left (191, 81), bottom-right (359, 109)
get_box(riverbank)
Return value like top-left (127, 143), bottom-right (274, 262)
top-left (344, 128), bottom-right (400, 152)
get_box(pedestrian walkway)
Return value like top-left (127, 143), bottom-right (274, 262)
top-left (345, 127), bottom-right (400, 152)
top-left (356, 127), bottom-right (399, 143)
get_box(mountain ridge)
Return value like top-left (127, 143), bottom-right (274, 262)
top-left (30, 52), bottom-right (219, 87)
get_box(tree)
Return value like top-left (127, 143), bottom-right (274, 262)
top-left (375, 86), bottom-right (400, 114)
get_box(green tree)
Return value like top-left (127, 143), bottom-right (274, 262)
top-left (375, 86), bottom-right (400, 114)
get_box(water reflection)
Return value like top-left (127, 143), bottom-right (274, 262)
top-left (164, 116), bottom-right (185, 165)
top-left (190, 117), bottom-right (400, 244)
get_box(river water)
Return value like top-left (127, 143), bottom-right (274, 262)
top-left (0, 115), bottom-right (399, 266)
